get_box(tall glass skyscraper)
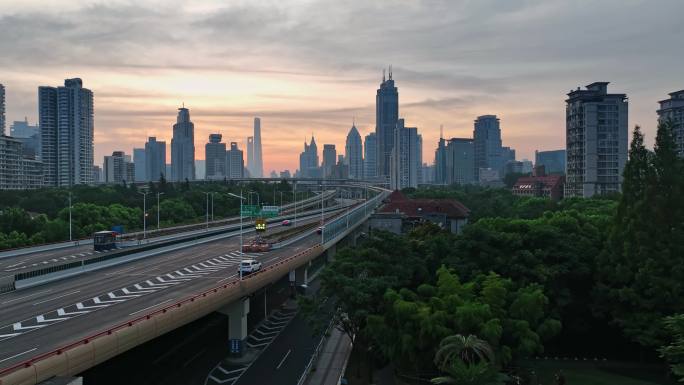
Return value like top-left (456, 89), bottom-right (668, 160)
top-left (145, 136), bottom-right (166, 182)
top-left (363, 133), bottom-right (377, 180)
top-left (376, 67), bottom-right (398, 178)
top-left (251, 117), bottom-right (263, 177)
top-left (473, 115), bottom-right (502, 181)
top-left (39, 78), bottom-right (94, 186)
top-left (345, 124), bottom-right (363, 179)
top-left (205, 133), bottom-right (226, 180)
top-left (171, 107), bottom-right (196, 181)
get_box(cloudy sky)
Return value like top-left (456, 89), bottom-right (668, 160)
top-left (1, 0), bottom-right (683, 173)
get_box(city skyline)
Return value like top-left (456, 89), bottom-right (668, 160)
top-left (1, 1), bottom-right (683, 173)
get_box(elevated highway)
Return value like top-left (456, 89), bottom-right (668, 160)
top-left (0, 186), bottom-right (389, 385)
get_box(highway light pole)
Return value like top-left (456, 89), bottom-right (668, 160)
top-left (138, 191), bottom-right (149, 239)
top-left (293, 182), bottom-right (297, 226)
top-left (203, 192), bottom-right (210, 230)
top-left (68, 192), bottom-right (72, 242)
top-left (156, 192), bottom-right (164, 230)
top-left (228, 191), bottom-right (246, 280)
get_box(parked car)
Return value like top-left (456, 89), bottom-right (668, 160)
top-left (282, 219), bottom-right (291, 226)
top-left (239, 259), bottom-right (262, 274)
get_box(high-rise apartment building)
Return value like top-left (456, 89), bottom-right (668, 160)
top-left (535, 149), bottom-right (566, 174)
top-left (92, 165), bottom-right (102, 183)
top-left (390, 119), bottom-right (419, 190)
top-left (205, 133), bottom-right (226, 180)
top-left (170, 107), bottom-right (195, 181)
top-left (251, 117), bottom-right (263, 178)
top-left (0, 84), bottom-right (5, 136)
top-left (473, 115), bottom-right (502, 181)
top-left (566, 82), bottom-right (628, 197)
top-left (0, 135), bottom-right (43, 190)
top-left (104, 151), bottom-right (134, 184)
top-left (299, 136), bottom-right (319, 178)
top-left (345, 124), bottom-right (363, 179)
top-left (446, 138), bottom-right (475, 185)
top-left (133, 148), bottom-right (146, 182)
top-left (226, 142), bottom-right (244, 179)
top-left (376, 67), bottom-right (399, 178)
top-left (363, 133), bottom-right (377, 180)
top-left (322, 144), bottom-right (337, 178)
top-left (145, 137), bottom-right (166, 182)
top-left (39, 78), bottom-right (94, 186)
top-left (657, 90), bottom-right (684, 157)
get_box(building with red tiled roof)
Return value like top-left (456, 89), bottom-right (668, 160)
top-left (512, 166), bottom-right (565, 200)
top-left (370, 190), bottom-right (470, 234)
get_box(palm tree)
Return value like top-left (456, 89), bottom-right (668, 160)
top-left (431, 334), bottom-right (506, 385)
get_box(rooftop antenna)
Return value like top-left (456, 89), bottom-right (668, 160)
top-left (382, 68), bottom-right (386, 82)
top-left (440, 124), bottom-right (443, 139)
top-left (353, 116), bottom-right (355, 127)
top-left (389, 64), bottom-right (392, 80)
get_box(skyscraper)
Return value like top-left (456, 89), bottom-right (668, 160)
top-left (226, 142), bottom-right (244, 179)
top-left (145, 137), bottom-right (166, 181)
top-left (299, 136), bottom-right (319, 178)
top-left (322, 144), bottom-right (337, 178)
top-left (170, 106), bottom-right (195, 181)
top-left (363, 133), bottom-right (377, 180)
top-left (252, 117), bottom-right (263, 177)
top-left (473, 115), bottom-right (502, 181)
top-left (345, 124), bottom-right (363, 179)
top-left (446, 138), bottom-right (475, 185)
top-left (205, 133), bottom-right (226, 180)
top-left (535, 149), bottom-right (566, 174)
top-left (10, 118), bottom-right (40, 159)
top-left (0, 84), bottom-right (5, 136)
top-left (133, 148), bottom-right (146, 182)
top-left (434, 137), bottom-right (447, 184)
top-left (566, 82), bottom-right (628, 197)
top-left (390, 119), bottom-right (419, 190)
top-left (657, 90), bottom-right (684, 157)
top-left (376, 67), bottom-right (399, 178)
top-left (39, 78), bottom-right (94, 186)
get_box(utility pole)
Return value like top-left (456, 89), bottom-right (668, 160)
top-left (68, 192), bottom-right (72, 242)
top-left (138, 191), bottom-right (149, 239)
top-left (157, 192), bottom-right (164, 230)
top-left (203, 192), bottom-right (210, 229)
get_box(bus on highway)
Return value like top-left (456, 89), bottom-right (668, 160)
top-left (93, 230), bottom-right (118, 251)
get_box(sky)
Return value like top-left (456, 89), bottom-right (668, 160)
top-left (1, 0), bottom-right (683, 173)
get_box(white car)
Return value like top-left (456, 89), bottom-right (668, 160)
top-left (239, 259), bottom-right (262, 274)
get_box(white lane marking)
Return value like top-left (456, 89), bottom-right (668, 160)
top-left (129, 299), bottom-right (173, 316)
top-left (1, 290), bottom-right (53, 305)
top-left (216, 274), bottom-right (238, 284)
top-left (33, 291), bottom-right (81, 306)
top-left (0, 348), bottom-right (38, 363)
top-left (182, 348), bottom-right (206, 368)
top-left (5, 261), bottom-right (26, 269)
top-left (276, 349), bottom-right (292, 370)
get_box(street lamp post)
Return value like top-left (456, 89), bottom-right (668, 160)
top-left (138, 191), bottom-right (149, 239)
top-left (157, 192), bottom-right (164, 230)
top-left (293, 182), bottom-right (297, 226)
top-left (203, 192), bottom-right (210, 230)
top-left (228, 190), bottom-right (246, 280)
top-left (68, 192), bottom-right (73, 242)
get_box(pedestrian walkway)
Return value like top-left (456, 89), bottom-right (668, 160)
top-left (303, 327), bottom-right (353, 385)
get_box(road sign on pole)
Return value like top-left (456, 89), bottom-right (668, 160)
top-left (241, 205), bottom-right (259, 216)
top-left (260, 205), bottom-right (280, 218)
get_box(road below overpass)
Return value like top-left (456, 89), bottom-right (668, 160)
top-left (0, 212), bottom-right (328, 371)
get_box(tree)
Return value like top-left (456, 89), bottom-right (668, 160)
top-left (661, 314), bottom-right (684, 380)
top-left (432, 334), bottom-right (507, 385)
top-left (596, 123), bottom-right (684, 348)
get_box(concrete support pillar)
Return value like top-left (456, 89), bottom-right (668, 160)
top-left (219, 298), bottom-right (250, 341)
top-left (295, 264), bottom-right (308, 286)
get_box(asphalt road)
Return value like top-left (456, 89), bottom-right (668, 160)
top-left (234, 279), bottom-right (325, 385)
top-left (0, 212), bottom-right (328, 371)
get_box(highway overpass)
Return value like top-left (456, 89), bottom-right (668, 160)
top-left (0, 186), bottom-right (388, 385)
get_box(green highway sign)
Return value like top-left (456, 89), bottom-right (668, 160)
top-left (260, 205), bottom-right (280, 218)
top-left (241, 205), bottom-right (259, 216)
